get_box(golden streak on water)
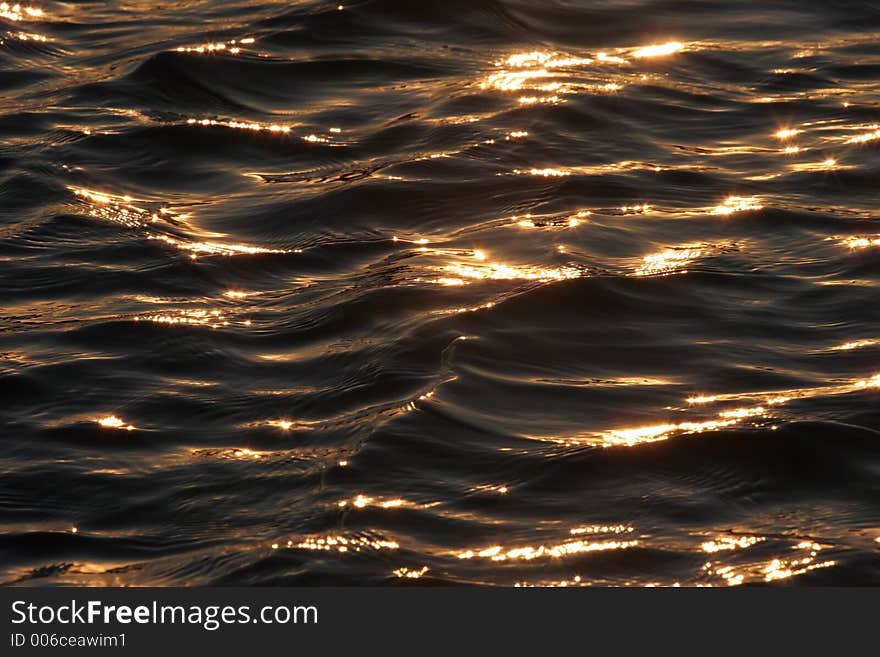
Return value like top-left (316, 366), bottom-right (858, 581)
top-left (830, 338), bottom-right (878, 350)
top-left (482, 68), bottom-right (551, 92)
top-left (97, 416), bottom-right (135, 431)
top-left (603, 418), bottom-right (739, 446)
top-left (457, 536), bottom-right (639, 561)
top-left (701, 536), bottom-right (765, 553)
top-left (514, 575), bottom-right (586, 588)
top-left (186, 117), bottom-right (292, 133)
top-left (148, 235), bottom-right (287, 258)
top-left (632, 41), bottom-right (685, 58)
top-left (442, 261), bottom-right (581, 283)
top-left (289, 535), bottom-right (399, 553)
top-left (517, 95), bottom-right (561, 105)
top-left (710, 196), bottom-right (764, 215)
top-left (134, 308), bottom-right (246, 329)
top-left (230, 448), bottom-right (263, 460)
top-left (498, 51), bottom-right (593, 69)
top-left (75, 188), bottom-right (115, 205)
top-left (570, 525), bottom-right (634, 536)
top-left (485, 48), bottom-right (626, 105)
top-left (469, 483), bottom-right (509, 495)
top-left (703, 540), bottom-right (835, 586)
top-left (516, 167), bottom-right (570, 177)
top-left (0, 3), bottom-right (42, 21)
top-left (693, 373), bottom-right (880, 403)
top-left (775, 128), bottom-right (801, 139)
top-left (619, 203), bottom-right (651, 214)
top-left (634, 247), bottom-right (702, 276)
top-left (175, 37), bottom-right (254, 55)
top-left (844, 236), bottom-right (880, 249)
top-left (718, 406), bottom-right (766, 419)
top-left (670, 373), bottom-right (880, 442)
top-left (71, 187), bottom-right (207, 239)
top-left (12, 31), bottom-right (47, 41)
top-left (596, 52), bottom-right (627, 64)
top-left (845, 126), bottom-right (880, 144)
top-left (337, 494), bottom-right (412, 510)
top-left (392, 566), bottom-right (429, 579)
top-left (790, 158), bottom-right (843, 172)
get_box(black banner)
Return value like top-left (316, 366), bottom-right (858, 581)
top-left (0, 587), bottom-right (874, 654)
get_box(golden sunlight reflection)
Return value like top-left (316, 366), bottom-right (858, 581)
top-left (775, 128), bottom-right (801, 140)
top-left (619, 203), bottom-right (652, 214)
top-left (596, 52), bottom-right (627, 64)
top-left (482, 68), bottom-right (552, 92)
top-left (410, 241), bottom-right (585, 287)
top-left (73, 186), bottom-right (282, 261)
top-left (513, 575), bottom-right (589, 587)
top-left (458, 531), bottom-right (638, 562)
top-left (845, 126), bottom-right (880, 144)
top-left (175, 37), bottom-right (254, 55)
top-left (186, 118), bottom-right (292, 134)
top-left (10, 31), bottom-right (47, 41)
top-left (603, 417), bottom-right (740, 446)
top-left (790, 158), bottom-right (845, 172)
top-left (711, 196), bottom-right (764, 215)
top-left (392, 566), bottom-right (429, 579)
top-left (133, 308), bottom-right (251, 329)
top-left (702, 539), bottom-right (835, 586)
top-left (701, 535), bottom-right (765, 553)
top-left (229, 448), bottom-right (264, 460)
top-left (632, 41), bottom-right (685, 58)
top-left (517, 95), bottom-right (561, 105)
top-left (441, 260), bottom-right (581, 284)
top-left (499, 51), bottom-right (593, 68)
top-left (148, 235), bottom-right (287, 258)
top-left (337, 494), bottom-right (419, 510)
top-left (844, 236), bottom-right (880, 249)
top-left (469, 483), bottom-right (510, 495)
top-left (515, 167), bottom-right (571, 177)
top-left (668, 372), bottom-right (880, 441)
top-left (73, 187), bottom-right (173, 228)
top-left (96, 416), bottom-right (135, 431)
top-left (718, 373), bottom-right (880, 400)
top-left (634, 247), bottom-right (702, 276)
top-left (513, 210), bottom-right (589, 229)
top-left (570, 525), bottom-right (634, 536)
top-left (0, 3), bottom-right (42, 21)
top-left (686, 395), bottom-right (719, 404)
top-left (830, 338), bottom-right (878, 351)
top-left (600, 386), bottom-right (827, 446)
top-left (483, 47), bottom-right (634, 105)
top-left (285, 535), bottom-right (400, 553)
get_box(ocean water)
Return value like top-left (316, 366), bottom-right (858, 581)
top-left (2, 0), bottom-right (880, 586)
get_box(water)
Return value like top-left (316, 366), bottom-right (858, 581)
top-left (2, 0), bottom-right (880, 586)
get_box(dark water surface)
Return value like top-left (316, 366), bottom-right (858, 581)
top-left (2, 0), bottom-right (880, 586)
